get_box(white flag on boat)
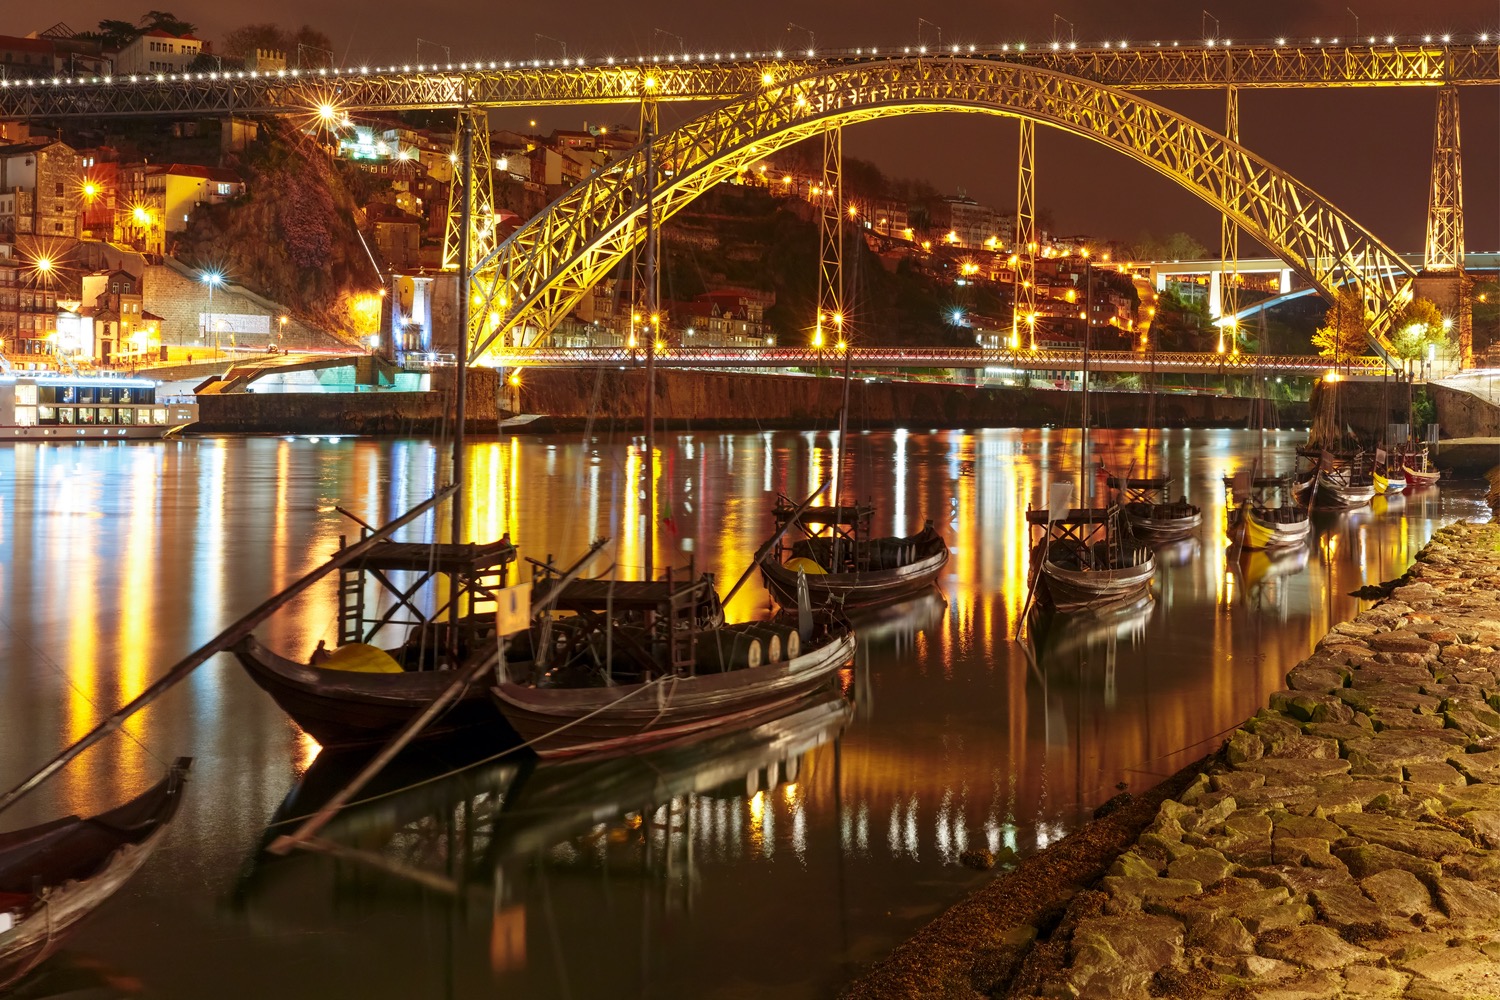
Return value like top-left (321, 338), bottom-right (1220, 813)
top-left (1046, 482), bottom-right (1074, 522)
top-left (1232, 471), bottom-right (1251, 496)
top-left (1376, 448), bottom-right (1387, 465)
top-left (495, 582), bottom-right (532, 636)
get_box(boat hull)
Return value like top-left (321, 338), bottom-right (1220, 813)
top-left (1373, 471), bottom-right (1407, 495)
top-left (1316, 472), bottom-right (1376, 509)
top-left (493, 631), bottom-right (857, 759)
top-left (0, 761), bottom-right (190, 991)
top-left (1403, 466), bottom-right (1441, 488)
top-left (760, 545), bottom-right (948, 610)
top-left (1240, 509), bottom-right (1312, 550)
top-left (1040, 557), bottom-right (1155, 614)
top-left (1126, 509), bottom-right (1202, 542)
top-left (233, 636), bottom-right (507, 749)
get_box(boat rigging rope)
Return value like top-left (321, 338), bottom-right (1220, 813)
top-left (0, 614), bottom-right (169, 772)
top-left (263, 674), bottom-right (678, 830)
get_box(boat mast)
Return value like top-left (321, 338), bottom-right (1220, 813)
top-left (1082, 254), bottom-right (1093, 506)
top-left (643, 118), bottom-right (657, 581)
top-left (831, 339), bottom-right (853, 569)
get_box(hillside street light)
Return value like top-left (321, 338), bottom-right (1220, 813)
top-left (201, 270), bottom-right (224, 357)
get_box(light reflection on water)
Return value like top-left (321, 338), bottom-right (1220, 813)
top-left (0, 429), bottom-right (1486, 1000)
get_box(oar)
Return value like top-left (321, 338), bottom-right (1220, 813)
top-left (268, 537), bottom-right (609, 855)
top-left (0, 486), bottom-right (458, 816)
top-left (721, 480), bottom-right (831, 607)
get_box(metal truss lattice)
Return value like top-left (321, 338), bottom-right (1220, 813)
top-left (468, 59), bottom-right (1417, 365)
top-left (0, 44), bottom-right (1495, 119)
top-left (1424, 86), bottom-right (1465, 273)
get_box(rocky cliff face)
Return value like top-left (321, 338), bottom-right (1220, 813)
top-left (172, 124), bottom-right (385, 344)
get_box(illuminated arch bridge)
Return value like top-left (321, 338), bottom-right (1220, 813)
top-left (470, 58), bottom-right (1420, 368)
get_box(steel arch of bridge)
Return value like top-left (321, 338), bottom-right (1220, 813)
top-left (469, 58), bottom-right (1416, 366)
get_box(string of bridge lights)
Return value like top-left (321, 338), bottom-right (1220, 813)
top-left (0, 31), bottom-right (1493, 89)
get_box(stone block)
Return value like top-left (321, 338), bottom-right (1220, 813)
top-left (1307, 884), bottom-right (1389, 931)
top-left (1434, 878), bottom-right (1500, 918)
top-left (1066, 914), bottom-right (1184, 1000)
top-left (1210, 770), bottom-right (1265, 795)
top-left (1165, 848), bottom-right (1235, 886)
top-left (1333, 844), bottom-right (1442, 880)
top-left (1265, 735), bottom-right (1341, 760)
top-left (1185, 914), bottom-right (1255, 956)
top-left (1340, 964), bottom-right (1409, 997)
top-left (1285, 664), bottom-right (1349, 692)
top-left (1404, 761), bottom-right (1466, 788)
top-left (1331, 812), bottom-right (1475, 859)
top-left (1398, 944), bottom-right (1492, 982)
top-left (1257, 924), bottom-right (1380, 969)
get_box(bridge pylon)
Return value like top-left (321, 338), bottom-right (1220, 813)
top-left (1217, 85), bottom-right (1241, 354)
top-left (1012, 119), bottom-right (1037, 349)
top-left (630, 98), bottom-right (661, 346)
top-left (815, 125), bottom-right (844, 349)
top-left (442, 107), bottom-right (495, 273)
top-left (1421, 85), bottom-right (1471, 365)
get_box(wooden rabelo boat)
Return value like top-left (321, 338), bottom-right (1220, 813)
top-left (1025, 504), bottom-right (1155, 614)
top-left (1372, 448), bottom-right (1407, 495)
top-left (492, 565), bottom-right (856, 759)
top-left (758, 496), bottom-right (948, 610)
top-left (1400, 445), bottom-right (1442, 489)
top-left (1225, 474), bottom-right (1312, 550)
top-left (233, 533), bottom-right (522, 749)
top-left (0, 758), bottom-right (191, 990)
top-left (1105, 473), bottom-right (1202, 542)
top-left (1292, 449), bottom-right (1375, 510)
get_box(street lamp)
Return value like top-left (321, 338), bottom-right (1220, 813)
top-left (278, 314), bottom-right (288, 350)
top-left (201, 270), bottom-right (225, 358)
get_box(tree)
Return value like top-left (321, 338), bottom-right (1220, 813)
top-left (1128, 231), bottom-right (1208, 262)
top-left (139, 11), bottom-right (195, 36)
top-left (83, 19), bottom-right (142, 48)
top-left (222, 23), bottom-right (284, 58)
top-left (1387, 296), bottom-right (1445, 363)
top-left (289, 26), bottom-right (335, 68)
top-left (1310, 287), bottom-right (1372, 363)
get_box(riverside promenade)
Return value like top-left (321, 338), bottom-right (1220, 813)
top-left (850, 521), bottom-right (1500, 999)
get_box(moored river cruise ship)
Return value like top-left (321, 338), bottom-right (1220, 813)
top-left (0, 372), bottom-right (196, 440)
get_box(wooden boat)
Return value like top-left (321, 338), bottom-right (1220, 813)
top-left (758, 497), bottom-right (948, 610)
top-left (232, 536), bottom-right (522, 749)
top-left (1401, 446), bottom-right (1442, 489)
top-left (1316, 467), bottom-right (1376, 509)
top-left (1025, 505), bottom-right (1155, 614)
top-left (1224, 475), bottom-right (1311, 550)
top-left (1373, 469), bottom-right (1407, 495)
top-left (492, 570), bottom-right (856, 759)
top-left (0, 758), bottom-right (191, 990)
top-left (1105, 474), bottom-right (1202, 542)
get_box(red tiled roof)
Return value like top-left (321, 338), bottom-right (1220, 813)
top-left (141, 29), bottom-right (200, 41)
top-left (161, 163), bottom-right (242, 183)
top-left (0, 35), bottom-right (56, 54)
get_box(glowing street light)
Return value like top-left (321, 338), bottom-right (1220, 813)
top-left (201, 270), bottom-right (225, 356)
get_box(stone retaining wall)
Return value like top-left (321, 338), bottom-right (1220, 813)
top-left (1007, 521), bottom-right (1500, 999)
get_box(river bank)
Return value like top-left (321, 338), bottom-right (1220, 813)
top-left (847, 520), bottom-right (1500, 999)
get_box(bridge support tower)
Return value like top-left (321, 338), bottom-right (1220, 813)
top-left (1419, 85), bottom-right (1471, 367)
top-left (1012, 119), bottom-right (1037, 349)
top-left (816, 126), bottom-right (844, 348)
top-left (1217, 86), bottom-right (1240, 354)
top-left (443, 108), bottom-right (495, 275)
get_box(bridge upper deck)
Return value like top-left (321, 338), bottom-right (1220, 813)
top-left (1, 42), bottom-right (1495, 118)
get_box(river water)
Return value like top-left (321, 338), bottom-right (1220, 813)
top-left (0, 429), bottom-right (1486, 999)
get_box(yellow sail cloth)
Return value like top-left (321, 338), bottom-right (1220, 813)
top-left (320, 642), bottom-right (404, 673)
top-left (784, 557), bottom-right (828, 575)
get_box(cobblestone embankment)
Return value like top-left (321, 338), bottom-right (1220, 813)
top-left (1006, 521), bottom-right (1500, 1000)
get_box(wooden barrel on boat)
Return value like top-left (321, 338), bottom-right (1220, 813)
top-left (726, 622), bottom-right (801, 662)
top-left (725, 624), bottom-right (783, 662)
top-left (695, 630), bottom-right (763, 672)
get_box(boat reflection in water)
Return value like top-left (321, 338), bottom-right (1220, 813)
top-left (1152, 536), bottom-right (1201, 570)
top-left (236, 690), bottom-right (855, 973)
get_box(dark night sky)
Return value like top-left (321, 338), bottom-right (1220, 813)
top-left (36, 0), bottom-right (1500, 253)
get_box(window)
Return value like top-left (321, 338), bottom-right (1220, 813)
top-left (55, 183), bottom-right (63, 196)
top-left (58, 407), bottom-right (74, 424)
top-left (151, 407), bottom-right (167, 425)
top-left (16, 385), bottom-right (36, 406)
top-left (14, 406), bottom-right (36, 426)
top-left (77, 407), bottom-right (95, 424)
top-left (97, 407), bottom-right (115, 424)
top-left (38, 406), bottom-right (57, 424)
